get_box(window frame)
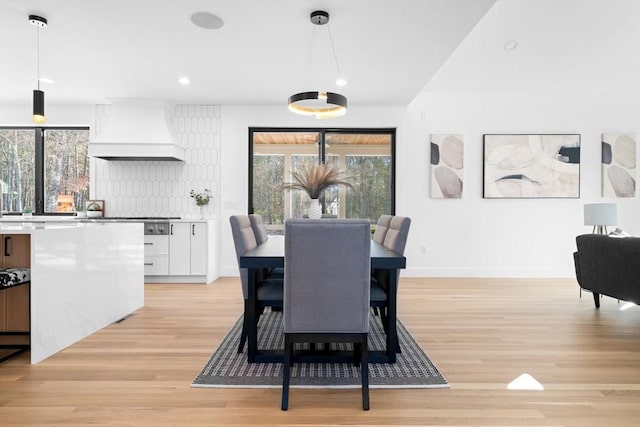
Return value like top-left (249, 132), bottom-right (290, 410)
top-left (248, 126), bottom-right (396, 216)
top-left (0, 125), bottom-right (90, 215)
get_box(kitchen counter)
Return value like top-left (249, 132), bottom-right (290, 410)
top-left (1, 221), bottom-right (143, 363)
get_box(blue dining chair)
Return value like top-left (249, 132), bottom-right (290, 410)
top-left (282, 219), bottom-right (371, 411)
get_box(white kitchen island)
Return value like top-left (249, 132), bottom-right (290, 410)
top-left (0, 221), bottom-right (143, 363)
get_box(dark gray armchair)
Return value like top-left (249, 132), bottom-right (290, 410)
top-left (229, 215), bottom-right (283, 353)
top-left (574, 234), bottom-right (640, 308)
top-left (282, 219), bottom-right (371, 411)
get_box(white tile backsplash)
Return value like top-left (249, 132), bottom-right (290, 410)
top-left (93, 104), bottom-right (221, 219)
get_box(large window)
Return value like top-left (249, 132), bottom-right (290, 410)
top-left (249, 128), bottom-right (395, 232)
top-left (0, 127), bottom-right (90, 214)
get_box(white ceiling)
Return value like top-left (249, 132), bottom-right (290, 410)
top-left (425, 0), bottom-right (640, 95)
top-left (0, 0), bottom-right (494, 107)
top-left (2, 0), bottom-right (637, 110)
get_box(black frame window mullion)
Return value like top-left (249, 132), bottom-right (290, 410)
top-left (34, 128), bottom-right (44, 214)
top-left (248, 126), bottom-right (396, 216)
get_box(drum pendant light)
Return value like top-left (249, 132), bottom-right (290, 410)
top-left (288, 10), bottom-right (347, 119)
top-left (29, 15), bottom-right (47, 124)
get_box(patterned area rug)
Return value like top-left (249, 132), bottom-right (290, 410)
top-left (192, 310), bottom-right (448, 389)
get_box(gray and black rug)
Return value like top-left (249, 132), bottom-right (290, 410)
top-left (192, 310), bottom-right (448, 389)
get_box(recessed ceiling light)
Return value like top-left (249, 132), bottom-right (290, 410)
top-left (178, 76), bottom-right (190, 85)
top-left (190, 12), bottom-right (224, 30)
top-left (504, 40), bottom-right (518, 52)
top-left (336, 78), bottom-right (347, 87)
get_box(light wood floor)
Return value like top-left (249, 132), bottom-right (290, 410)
top-left (1, 277), bottom-right (639, 426)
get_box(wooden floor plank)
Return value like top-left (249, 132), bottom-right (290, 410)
top-left (0, 277), bottom-right (639, 425)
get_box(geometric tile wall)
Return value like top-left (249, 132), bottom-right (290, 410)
top-left (92, 104), bottom-right (221, 219)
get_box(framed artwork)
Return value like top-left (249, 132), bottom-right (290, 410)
top-left (602, 133), bottom-right (636, 198)
top-left (430, 133), bottom-right (463, 198)
top-left (483, 134), bottom-right (581, 198)
top-left (85, 200), bottom-right (105, 217)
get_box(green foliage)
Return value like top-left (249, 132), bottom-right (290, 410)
top-left (190, 189), bottom-right (211, 206)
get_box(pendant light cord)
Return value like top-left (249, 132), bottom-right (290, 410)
top-left (36, 24), bottom-right (40, 90)
top-left (326, 23), bottom-right (342, 81)
top-left (301, 25), bottom-right (317, 89)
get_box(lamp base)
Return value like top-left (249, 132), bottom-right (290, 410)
top-left (592, 225), bottom-right (608, 235)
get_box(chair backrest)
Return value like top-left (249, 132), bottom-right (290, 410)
top-left (383, 216), bottom-right (411, 255)
top-left (284, 219), bottom-right (371, 334)
top-left (372, 215), bottom-right (393, 244)
top-left (249, 213), bottom-right (268, 245)
top-left (229, 215), bottom-right (258, 298)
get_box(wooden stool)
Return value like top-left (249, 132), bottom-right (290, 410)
top-left (0, 267), bottom-right (31, 363)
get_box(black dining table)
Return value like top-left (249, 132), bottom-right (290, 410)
top-left (239, 236), bottom-right (406, 364)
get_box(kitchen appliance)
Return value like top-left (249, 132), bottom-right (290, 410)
top-left (88, 98), bottom-right (186, 162)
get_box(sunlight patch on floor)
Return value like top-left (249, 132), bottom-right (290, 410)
top-left (507, 373), bottom-right (544, 391)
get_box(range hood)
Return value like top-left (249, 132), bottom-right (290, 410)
top-left (89, 98), bottom-right (186, 161)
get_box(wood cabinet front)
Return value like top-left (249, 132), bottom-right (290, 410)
top-left (0, 234), bottom-right (31, 347)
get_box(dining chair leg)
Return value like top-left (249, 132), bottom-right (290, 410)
top-left (361, 334), bottom-right (370, 411)
top-left (237, 320), bottom-right (247, 353)
top-left (282, 335), bottom-right (292, 411)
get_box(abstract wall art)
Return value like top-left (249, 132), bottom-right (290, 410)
top-left (483, 134), bottom-right (581, 198)
top-left (430, 133), bottom-right (463, 198)
top-left (601, 133), bottom-right (636, 198)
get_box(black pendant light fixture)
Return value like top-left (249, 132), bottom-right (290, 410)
top-left (29, 14), bottom-right (47, 124)
top-left (288, 10), bottom-right (347, 119)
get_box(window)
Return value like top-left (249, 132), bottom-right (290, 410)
top-left (249, 128), bottom-right (395, 232)
top-left (0, 127), bottom-right (90, 214)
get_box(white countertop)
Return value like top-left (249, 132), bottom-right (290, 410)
top-left (0, 216), bottom-right (216, 224)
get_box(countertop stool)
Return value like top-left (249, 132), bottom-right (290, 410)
top-left (0, 267), bottom-right (31, 363)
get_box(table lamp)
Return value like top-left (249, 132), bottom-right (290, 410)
top-left (584, 203), bottom-right (617, 235)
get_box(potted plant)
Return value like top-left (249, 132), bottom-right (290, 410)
top-left (190, 189), bottom-right (211, 219)
top-left (282, 163), bottom-right (354, 218)
top-left (86, 201), bottom-right (103, 218)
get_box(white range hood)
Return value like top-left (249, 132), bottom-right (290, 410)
top-left (89, 98), bottom-right (186, 161)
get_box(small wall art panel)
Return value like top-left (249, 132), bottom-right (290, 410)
top-left (430, 133), bottom-right (463, 198)
top-left (601, 133), bottom-right (636, 198)
top-left (483, 134), bottom-right (580, 199)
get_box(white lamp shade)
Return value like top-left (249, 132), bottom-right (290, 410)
top-left (584, 203), bottom-right (617, 226)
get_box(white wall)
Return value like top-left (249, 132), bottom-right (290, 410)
top-left (0, 104), bottom-right (93, 126)
top-left (92, 105), bottom-right (222, 218)
top-left (219, 105), bottom-right (406, 276)
top-left (403, 91), bottom-right (640, 278)
top-left (5, 97), bottom-right (637, 279)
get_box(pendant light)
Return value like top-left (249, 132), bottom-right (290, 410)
top-left (288, 10), bottom-right (347, 119)
top-left (29, 14), bottom-right (47, 124)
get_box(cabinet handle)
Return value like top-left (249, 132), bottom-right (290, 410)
top-left (170, 224), bottom-right (174, 235)
top-left (144, 262), bottom-right (154, 266)
top-left (144, 242), bottom-right (153, 246)
top-left (3, 236), bottom-right (10, 256)
top-left (192, 224), bottom-right (195, 236)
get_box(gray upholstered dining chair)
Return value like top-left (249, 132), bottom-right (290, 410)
top-left (248, 213), bottom-right (268, 245)
top-left (229, 215), bottom-right (283, 353)
top-left (249, 213), bottom-right (284, 279)
top-left (370, 216), bottom-right (411, 352)
top-left (282, 219), bottom-right (371, 411)
top-left (372, 214), bottom-right (393, 244)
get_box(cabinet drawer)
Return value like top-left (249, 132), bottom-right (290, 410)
top-left (144, 254), bottom-right (169, 275)
top-left (144, 236), bottom-right (169, 255)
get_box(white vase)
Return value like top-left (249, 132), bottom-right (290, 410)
top-left (308, 199), bottom-right (322, 219)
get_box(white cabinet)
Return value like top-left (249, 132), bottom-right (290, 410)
top-left (169, 222), bottom-right (208, 276)
top-left (144, 234), bottom-right (169, 275)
